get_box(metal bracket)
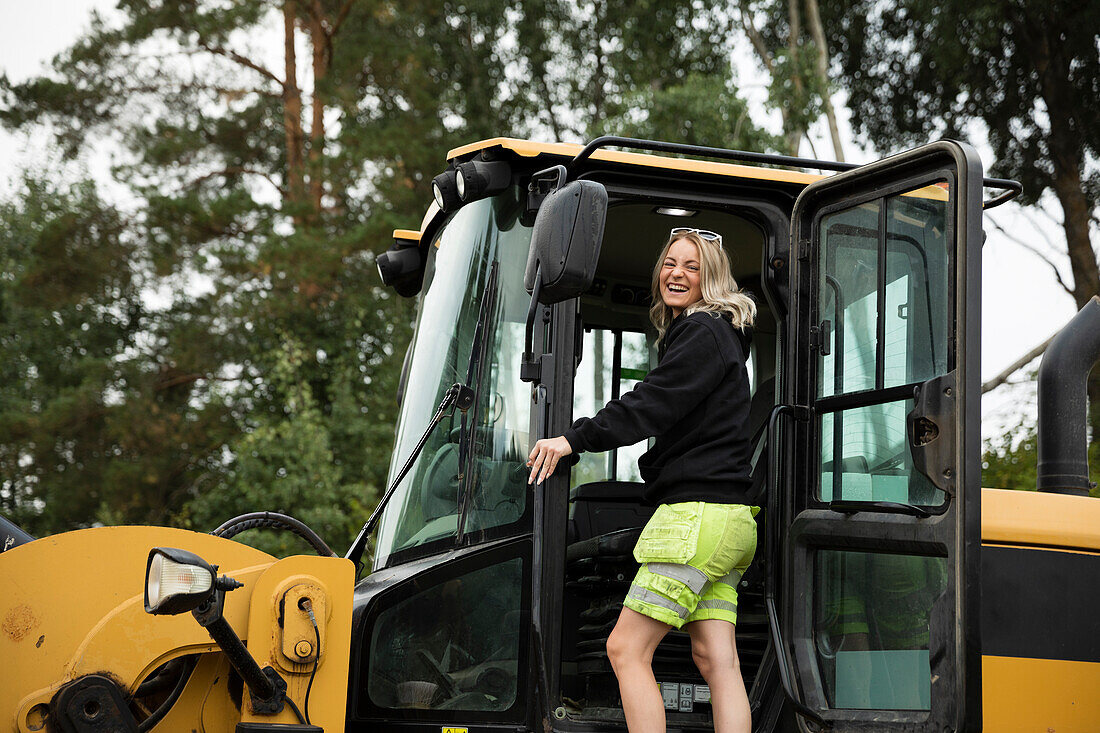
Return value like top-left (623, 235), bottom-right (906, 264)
top-left (51, 675), bottom-right (139, 732)
top-left (906, 371), bottom-right (957, 495)
top-left (809, 320), bottom-right (832, 357)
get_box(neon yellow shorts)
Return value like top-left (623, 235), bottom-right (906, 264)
top-left (624, 502), bottom-right (759, 629)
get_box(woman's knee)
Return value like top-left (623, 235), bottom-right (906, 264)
top-left (691, 639), bottom-right (738, 679)
top-left (607, 626), bottom-right (650, 670)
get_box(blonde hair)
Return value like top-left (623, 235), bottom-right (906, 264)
top-left (648, 231), bottom-right (757, 342)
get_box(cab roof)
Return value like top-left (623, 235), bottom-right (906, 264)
top-left (446, 137), bottom-right (827, 187)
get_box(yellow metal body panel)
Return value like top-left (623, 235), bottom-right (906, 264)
top-left (240, 554), bottom-right (355, 730)
top-left (445, 137), bottom-right (826, 186)
top-left (1, 526), bottom-right (353, 732)
top-left (981, 487), bottom-right (1100, 551)
top-left (983, 654), bottom-right (1100, 731)
top-left (2, 526), bottom-right (273, 732)
top-left (393, 228), bottom-right (422, 243)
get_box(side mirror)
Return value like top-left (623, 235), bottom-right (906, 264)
top-left (523, 167), bottom-right (607, 304)
top-left (519, 168), bottom-right (607, 384)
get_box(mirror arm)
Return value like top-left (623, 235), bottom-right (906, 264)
top-left (521, 263), bottom-right (544, 384)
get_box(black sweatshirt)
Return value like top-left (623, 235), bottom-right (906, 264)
top-left (563, 311), bottom-right (754, 506)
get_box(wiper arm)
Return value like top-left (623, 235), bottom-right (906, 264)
top-left (455, 262), bottom-right (499, 540)
top-left (345, 262), bottom-right (499, 568)
top-left (346, 381), bottom-right (474, 568)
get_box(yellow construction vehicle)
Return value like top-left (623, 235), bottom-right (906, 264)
top-left (4, 136), bottom-right (1100, 732)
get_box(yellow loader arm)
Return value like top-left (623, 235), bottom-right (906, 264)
top-left (1, 525), bottom-right (352, 732)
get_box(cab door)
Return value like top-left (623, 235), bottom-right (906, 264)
top-left (780, 141), bottom-right (982, 730)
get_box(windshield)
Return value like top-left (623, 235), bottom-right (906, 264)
top-left (375, 190), bottom-right (534, 569)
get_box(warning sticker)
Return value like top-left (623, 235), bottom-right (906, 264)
top-left (660, 682), bottom-right (679, 710)
top-left (679, 683), bottom-right (694, 712)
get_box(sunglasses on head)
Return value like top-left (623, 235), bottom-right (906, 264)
top-left (670, 227), bottom-right (722, 244)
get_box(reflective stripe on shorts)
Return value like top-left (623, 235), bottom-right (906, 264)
top-left (627, 584), bottom-right (690, 620)
top-left (647, 562), bottom-right (710, 594)
top-left (716, 569), bottom-right (743, 588)
top-left (695, 598), bottom-right (737, 615)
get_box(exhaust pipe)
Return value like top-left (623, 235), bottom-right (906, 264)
top-left (1037, 295), bottom-right (1100, 495)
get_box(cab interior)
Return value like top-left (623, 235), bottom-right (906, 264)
top-left (559, 199), bottom-right (779, 723)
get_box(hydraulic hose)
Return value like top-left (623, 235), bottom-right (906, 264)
top-left (212, 511), bottom-right (336, 557)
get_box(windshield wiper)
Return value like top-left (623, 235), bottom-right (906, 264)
top-left (455, 262), bottom-right (499, 541)
top-left (346, 381), bottom-right (473, 568)
top-left (345, 262), bottom-right (499, 569)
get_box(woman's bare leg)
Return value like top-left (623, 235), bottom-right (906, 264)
top-left (606, 606), bottom-right (672, 733)
top-left (686, 619), bottom-right (751, 733)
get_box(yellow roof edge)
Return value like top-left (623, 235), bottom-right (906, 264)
top-left (446, 137), bottom-right (826, 186)
top-left (392, 229), bottom-right (422, 242)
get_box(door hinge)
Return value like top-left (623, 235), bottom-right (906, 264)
top-left (809, 320), bottom-right (832, 356)
top-left (797, 238), bottom-right (812, 261)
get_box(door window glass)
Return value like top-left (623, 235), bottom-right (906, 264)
top-left (814, 550), bottom-right (947, 710)
top-left (815, 181), bottom-right (951, 507)
top-left (367, 556), bottom-right (525, 713)
top-left (570, 329), bottom-right (652, 487)
top-left (819, 201), bottom-right (880, 397)
top-left (817, 182), bottom-right (950, 398)
top-left (819, 399), bottom-right (940, 506)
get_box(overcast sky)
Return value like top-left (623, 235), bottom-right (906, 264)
top-left (1, 1), bottom-right (1082, 439)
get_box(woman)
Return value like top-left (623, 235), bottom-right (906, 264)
top-left (527, 228), bottom-right (758, 733)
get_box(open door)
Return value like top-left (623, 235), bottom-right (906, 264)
top-left (779, 141), bottom-right (982, 730)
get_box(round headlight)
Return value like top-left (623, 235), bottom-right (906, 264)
top-left (431, 170), bottom-right (461, 213)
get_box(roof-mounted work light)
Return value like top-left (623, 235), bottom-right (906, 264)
top-left (377, 230), bottom-right (424, 297)
top-left (456, 160), bottom-right (511, 202)
top-left (432, 170), bottom-right (461, 213)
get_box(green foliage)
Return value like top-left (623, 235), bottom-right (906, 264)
top-left (982, 418), bottom-right (1100, 497)
top-left (822, 0), bottom-right (1100, 204)
top-left (0, 177), bottom-right (239, 534)
top-left (0, 0), bottom-right (781, 548)
top-left (981, 421), bottom-right (1039, 492)
top-left (610, 72), bottom-right (782, 152)
top-left (766, 42), bottom-right (827, 138)
top-left (187, 336), bottom-right (371, 556)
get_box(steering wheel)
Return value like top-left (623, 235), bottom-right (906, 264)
top-left (415, 649), bottom-right (459, 701)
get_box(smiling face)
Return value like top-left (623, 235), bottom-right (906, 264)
top-left (659, 238), bottom-right (703, 317)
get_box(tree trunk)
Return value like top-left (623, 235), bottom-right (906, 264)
top-left (1027, 19), bottom-right (1100, 448)
top-left (737, 0), bottom-right (796, 150)
top-left (308, 0), bottom-right (328, 216)
top-left (591, 0), bottom-right (608, 130)
top-left (784, 0), bottom-right (805, 155)
top-left (803, 0), bottom-right (844, 161)
top-left (283, 0), bottom-right (306, 212)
